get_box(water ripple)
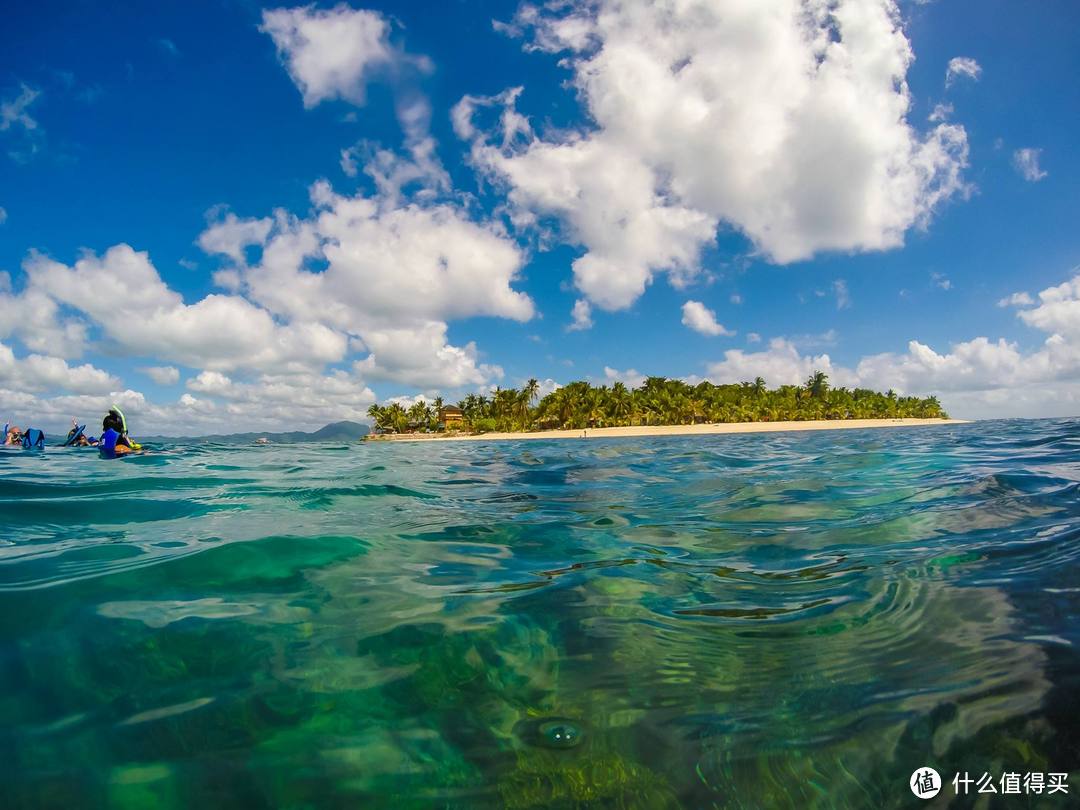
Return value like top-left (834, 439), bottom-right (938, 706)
top-left (1, 418), bottom-right (1079, 807)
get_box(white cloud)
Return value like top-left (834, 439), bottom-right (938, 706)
top-left (353, 321), bottom-right (503, 389)
top-left (211, 182), bottom-right (533, 329)
top-left (747, 332), bottom-right (761, 344)
top-left (603, 366), bottom-right (645, 388)
top-left (0, 284), bottom-right (89, 358)
top-left (0, 341), bottom-right (119, 394)
top-left (535, 377), bottom-right (562, 398)
top-left (702, 270), bottom-right (1080, 418)
top-left (567, 298), bottom-right (593, 331)
top-left (998, 291), bottom-right (1034, 308)
top-left (187, 370), bottom-right (233, 396)
top-left (0, 3), bottom-right (534, 419)
top-left (142, 365), bottom-right (180, 385)
top-left (928, 102), bottom-right (953, 122)
top-left (932, 272), bottom-right (952, 291)
top-left (461, 0), bottom-right (970, 311)
top-left (707, 338), bottom-right (850, 390)
top-left (19, 245), bottom-right (348, 373)
top-left (681, 300), bottom-right (733, 336)
top-left (197, 212), bottom-right (273, 264)
top-left (946, 57), bottom-right (982, 86)
top-left (1013, 148), bottom-right (1048, 182)
top-left (833, 279), bottom-right (852, 309)
top-left (730, 293), bottom-right (742, 305)
top-left (2, 368), bottom-right (378, 436)
top-left (260, 4), bottom-right (396, 108)
top-left (1016, 274), bottom-right (1080, 336)
top-left (196, 182), bottom-right (531, 391)
top-left (1, 84), bottom-right (40, 132)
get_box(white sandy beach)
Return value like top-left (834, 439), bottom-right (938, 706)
top-left (368, 418), bottom-right (968, 443)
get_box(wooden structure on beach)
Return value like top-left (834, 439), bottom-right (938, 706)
top-left (439, 405), bottom-right (464, 430)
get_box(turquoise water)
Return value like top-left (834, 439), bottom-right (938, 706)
top-left (2, 420), bottom-right (1079, 808)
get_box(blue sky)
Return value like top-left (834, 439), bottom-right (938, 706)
top-left (1, 0), bottom-right (1078, 433)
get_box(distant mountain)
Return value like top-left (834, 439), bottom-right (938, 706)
top-left (142, 420), bottom-right (370, 444)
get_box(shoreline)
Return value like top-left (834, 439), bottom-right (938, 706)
top-left (367, 417), bottom-right (969, 443)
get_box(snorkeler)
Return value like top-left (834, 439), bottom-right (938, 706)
top-left (4, 424), bottom-right (22, 445)
top-left (65, 418), bottom-right (95, 447)
top-left (102, 406), bottom-right (133, 448)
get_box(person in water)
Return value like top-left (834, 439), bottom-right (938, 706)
top-left (102, 406), bottom-right (133, 448)
top-left (65, 418), bottom-right (95, 447)
top-left (4, 424), bottom-right (22, 445)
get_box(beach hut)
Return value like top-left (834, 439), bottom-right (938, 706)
top-left (439, 405), bottom-right (464, 430)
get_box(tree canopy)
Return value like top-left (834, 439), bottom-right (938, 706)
top-left (365, 373), bottom-right (947, 434)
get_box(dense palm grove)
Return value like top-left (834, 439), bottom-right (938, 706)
top-left (366, 373), bottom-right (947, 434)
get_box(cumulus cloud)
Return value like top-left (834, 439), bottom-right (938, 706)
top-left (603, 366), bottom-right (645, 388)
top-left (1015, 274), bottom-right (1080, 336)
top-left (0, 341), bottom-right (119, 395)
top-left (463, 0), bottom-right (970, 311)
top-left (1013, 148), bottom-right (1048, 182)
top-left (681, 300), bottom-right (733, 336)
top-left (197, 212), bottom-right (273, 264)
top-left (3, 368), bottom-right (377, 436)
top-left (0, 10), bottom-right (529, 432)
top-left (946, 57), bottom-right (982, 86)
top-left (706, 338), bottom-right (852, 390)
top-left (704, 269), bottom-right (1080, 418)
top-left (567, 298), bottom-right (593, 331)
top-left (0, 285), bottom-right (89, 357)
top-left (195, 180), bottom-right (532, 391)
top-left (142, 366), bottom-right (180, 385)
top-left (534, 377), bottom-right (562, 398)
top-left (998, 291), bottom-right (1034, 308)
top-left (179, 367), bottom-right (377, 428)
top-left (19, 245), bottom-right (347, 372)
top-left (260, 4), bottom-right (399, 108)
top-left (204, 183), bottom-right (533, 327)
top-left (353, 321), bottom-right (503, 389)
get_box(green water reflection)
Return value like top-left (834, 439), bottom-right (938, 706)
top-left (1, 425), bottom-right (1078, 807)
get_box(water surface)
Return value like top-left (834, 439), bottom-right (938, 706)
top-left (2, 419), bottom-right (1079, 807)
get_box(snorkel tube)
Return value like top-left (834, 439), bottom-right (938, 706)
top-left (111, 405), bottom-right (128, 435)
top-left (103, 404), bottom-right (141, 452)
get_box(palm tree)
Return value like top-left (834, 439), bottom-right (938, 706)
top-left (366, 404), bottom-right (387, 432)
top-left (806, 371), bottom-right (829, 399)
top-left (524, 378), bottom-right (540, 405)
top-left (368, 373), bottom-right (946, 434)
top-left (407, 400), bottom-right (429, 431)
top-left (609, 381), bottom-right (631, 425)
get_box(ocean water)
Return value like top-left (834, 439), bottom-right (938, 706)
top-left (1, 419), bottom-right (1079, 808)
